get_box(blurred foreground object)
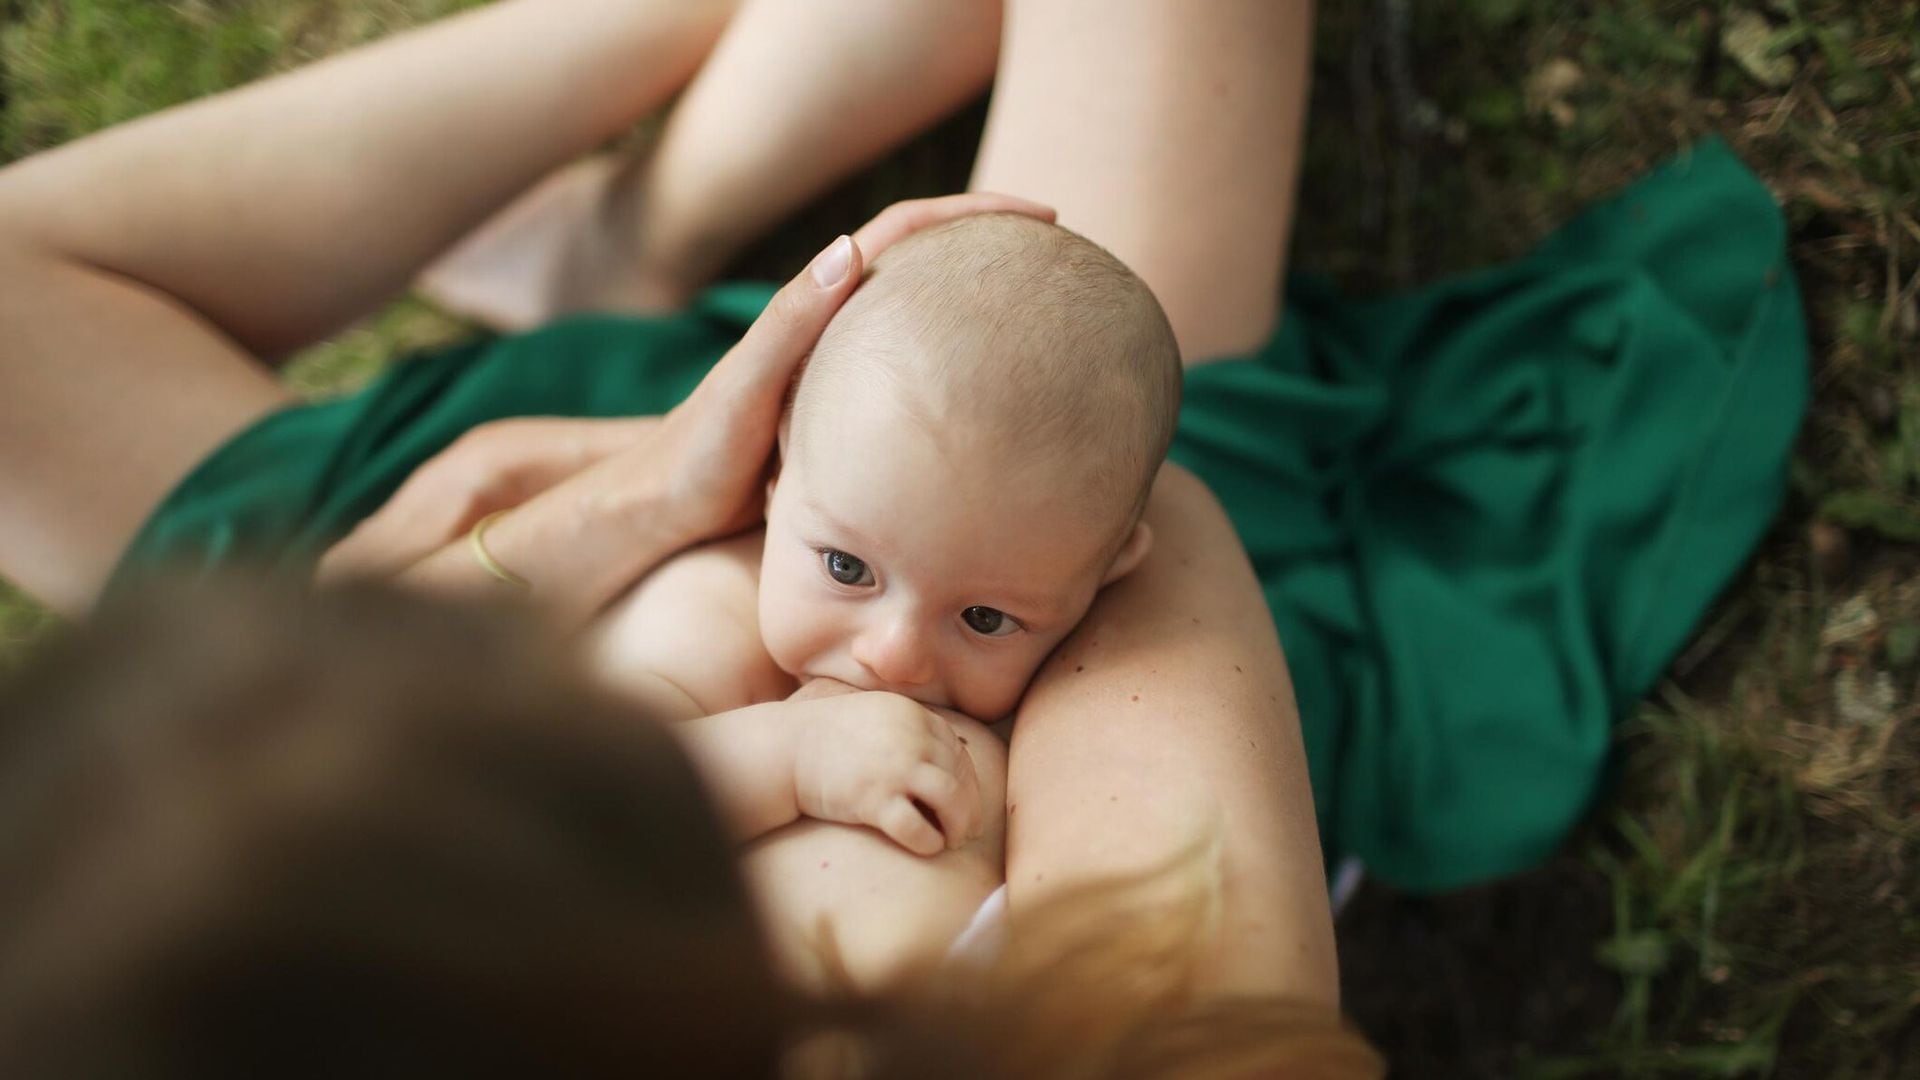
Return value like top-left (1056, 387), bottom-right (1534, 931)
top-left (0, 577), bottom-right (1382, 1079)
top-left (0, 576), bottom-right (783, 1077)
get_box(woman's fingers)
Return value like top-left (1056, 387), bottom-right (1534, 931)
top-left (696, 233), bottom-right (865, 409)
top-left (570, 198), bottom-right (1058, 551)
top-left (686, 194), bottom-right (1054, 425)
top-left (343, 199), bottom-right (1061, 602)
top-left (315, 417), bottom-right (657, 586)
top-left (850, 192), bottom-right (1055, 260)
top-left (641, 233), bottom-right (868, 541)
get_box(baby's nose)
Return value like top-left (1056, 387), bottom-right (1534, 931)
top-left (850, 618), bottom-right (936, 690)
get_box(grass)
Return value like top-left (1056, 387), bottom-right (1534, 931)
top-left (1310, 3), bottom-right (1920, 1075)
top-left (3, 0), bottom-right (1917, 1075)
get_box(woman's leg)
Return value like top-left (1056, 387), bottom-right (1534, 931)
top-left (0, 0), bottom-right (733, 612)
top-left (970, 0), bottom-right (1313, 363)
top-left (420, 0), bottom-right (1003, 329)
top-left (968, 0), bottom-right (1332, 1003)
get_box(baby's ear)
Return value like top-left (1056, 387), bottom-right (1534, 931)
top-left (767, 416), bottom-right (792, 511)
top-left (1100, 522), bottom-right (1154, 586)
top-left (765, 426), bottom-right (793, 514)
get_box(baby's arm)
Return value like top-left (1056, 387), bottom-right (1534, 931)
top-left (588, 542), bottom-right (982, 854)
top-left (740, 710), bottom-right (1008, 995)
top-left (585, 529), bottom-right (793, 723)
top-left (674, 685), bottom-right (984, 855)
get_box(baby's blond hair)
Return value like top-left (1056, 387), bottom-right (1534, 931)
top-left (790, 213), bottom-right (1182, 528)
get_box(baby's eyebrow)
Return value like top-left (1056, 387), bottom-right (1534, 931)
top-left (986, 587), bottom-right (1074, 622)
top-left (799, 498), bottom-right (883, 552)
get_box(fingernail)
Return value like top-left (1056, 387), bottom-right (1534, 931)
top-left (809, 235), bottom-right (853, 287)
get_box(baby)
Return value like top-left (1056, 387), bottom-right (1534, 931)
top-left (591, 211), bottom-right (1180, 856)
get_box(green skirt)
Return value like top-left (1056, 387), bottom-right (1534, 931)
top-left (116, 138), bottom-right (1807, 892)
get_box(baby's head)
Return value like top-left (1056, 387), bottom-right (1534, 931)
top-left (760, 213), bottom-right (1181, 720)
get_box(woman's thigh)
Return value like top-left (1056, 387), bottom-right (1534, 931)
top-left (969, 0), bottom-right (1313, 364)
top-left (739, 715), bottom-right (1007, 994)
top-left (0, 254), bottom-right (290, 614)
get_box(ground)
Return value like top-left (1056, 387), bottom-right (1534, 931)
top-left (2, 1), bottom-right (1916, 1075)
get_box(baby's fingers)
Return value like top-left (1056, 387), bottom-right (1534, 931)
top-left (908, 762), bottom-right (981, 849)
top-left (875, 796), bottom-right (946, 858)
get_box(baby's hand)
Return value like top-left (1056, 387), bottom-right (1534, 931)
top-left (790, 690), bottom-right (983, 856)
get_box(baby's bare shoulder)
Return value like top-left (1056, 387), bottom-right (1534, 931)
top-left (655, 527), bottom-right (765, 588)
top-left (598, 527), bottom-right (763, 615)
top-left (587, 527), bottom-right (792, 713)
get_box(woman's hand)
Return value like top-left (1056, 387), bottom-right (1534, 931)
top-left (564, 191), bottom-right (1057, 546)
top-left (316, 416), bottom-right (658, 584)
top-left (323, 193), bottom-right (1054, 621)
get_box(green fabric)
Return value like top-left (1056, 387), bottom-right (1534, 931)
top-left (116, 137), bottom-right (1807, 892)
top-left (110, 284), bottom-right (776, 575)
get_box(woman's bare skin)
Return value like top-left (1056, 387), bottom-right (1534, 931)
top-left (608, 462), bottom-right (1332, 1001)
top-left (579, 0), bottom-right (1331, 1000)
top-left (0, 0), bottom-right (1332, 1007)
top-left (0, 0), bottom-right (738, 613)
top-left (418, 0), bottom-right (1003, 330)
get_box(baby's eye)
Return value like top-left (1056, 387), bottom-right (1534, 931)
top-left (821, 549), bottom-right (874, 587)
top-left (962, 606), bottom-right (1018, 637)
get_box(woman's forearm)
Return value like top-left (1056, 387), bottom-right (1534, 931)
top-left (0, 0), bottom-right (731, 360)
top-left (1005, 464), bottom-right (1338, 1005)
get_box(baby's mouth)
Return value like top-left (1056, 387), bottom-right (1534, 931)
top-left (807, 666), bottom-right (949, 710)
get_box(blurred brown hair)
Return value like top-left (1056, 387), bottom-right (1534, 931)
top-left (0, 576), bottom-right (1380, 1079)
top-left (0, 576), bottom-right (784, 1078)
top-left (803, 838), bottom-right (1385, 1080)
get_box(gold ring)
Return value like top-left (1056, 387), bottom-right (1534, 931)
top-left (468, 509), bottom-right (530, 589)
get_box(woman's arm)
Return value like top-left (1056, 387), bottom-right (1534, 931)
top-left (1004, 464), bottom-right (1339, 1006)
top-left (337, 193), bottom-right (1054, 623)
top-left (0, 0), bottom-right (734, 612)
top-left (382, 234), bottom-right (863, 627)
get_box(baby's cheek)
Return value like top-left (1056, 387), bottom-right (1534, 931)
top-left (758, 503), bottom-right (826, 675)
top-left (756, 568), bottom-right (817, 678)
top-left (957, 649), bottom-right (1055, 722)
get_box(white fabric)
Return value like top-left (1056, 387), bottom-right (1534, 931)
top-left (945, 884), bottom-right (1010, 966)
top-left (1330, 856), bottom-right (1366, 915)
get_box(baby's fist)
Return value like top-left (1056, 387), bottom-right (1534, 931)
top-left (791, 691), bottom-right (983, 856)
